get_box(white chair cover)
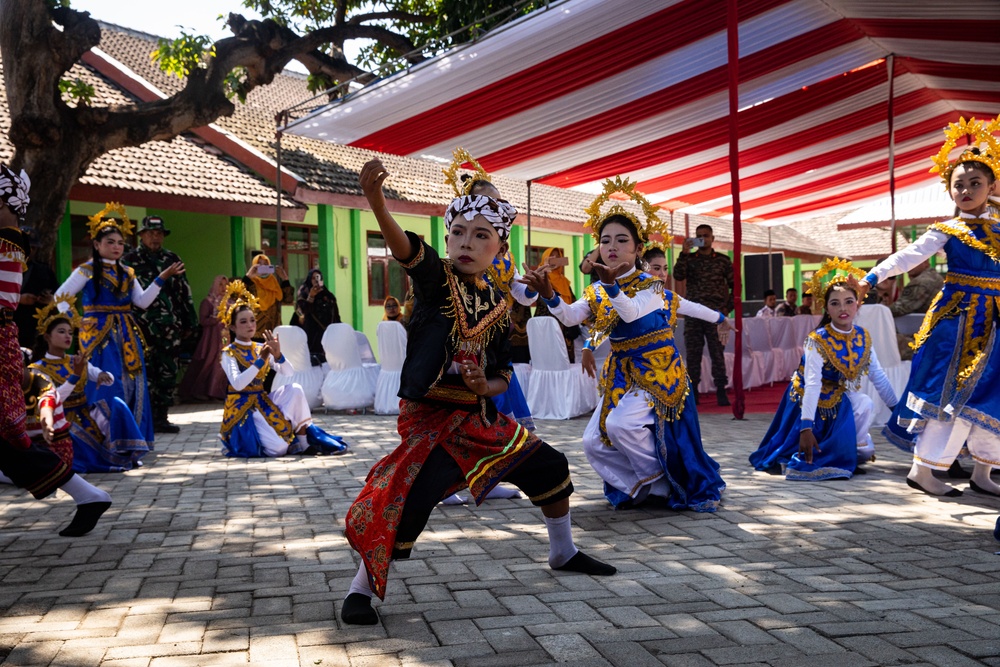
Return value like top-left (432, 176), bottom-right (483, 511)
top-left (855, 304), bottom-right (911, 425)
top-left (743, 317), bottom-right (785, 384)
top-left (374, 321), bottom-right (407, 415)
top-left (355, 330), bottom-right (381, 389)
top-left (512, 363), bottom-right (532, 397)
top-left (270, 326), bottom-right (325, 409)
top-left (321, 324), bottom-right (376, 410)
top-left (767, 317), bottom-right (800, 381)
top-left (895, 312), bottom-right (925, 335)
top-left (525, 317), bottom-right (597, 420)
top-left (699, 320), bottom-right (764, 392)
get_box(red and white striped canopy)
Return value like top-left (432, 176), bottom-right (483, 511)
top-left (286, 0), bottom-right (1000, 225)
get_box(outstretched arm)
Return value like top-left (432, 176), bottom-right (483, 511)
top-left (360, 159), bottom-right (413, 260)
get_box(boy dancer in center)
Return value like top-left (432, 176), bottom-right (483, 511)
top-left (341, 157), bottom-right (615, 626)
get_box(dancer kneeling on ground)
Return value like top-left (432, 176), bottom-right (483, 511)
top-left (750, 260), bottom-right (898, 480)
top-left (520, 177), bottom-right (729, 512)
top-left (341, 158), bottom-right (615, 626)
top-left (30, 296), bottom-right (148, 473)
top-left (217, 281), bottom-right (347, 458)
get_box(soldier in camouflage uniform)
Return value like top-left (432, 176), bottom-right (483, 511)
top-left (672, 223), bottom-right (733, 406)
top-left (889, 260), bottom-right (944, 361)
top-left (123, 216), bottom-right (197, 433)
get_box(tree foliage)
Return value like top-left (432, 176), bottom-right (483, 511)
top-left (0, 0), bottom-right (536, 262)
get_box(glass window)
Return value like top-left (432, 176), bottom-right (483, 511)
top-left (260, 222), bottom-right (319, 290)
top-left (367, 231), bottom-right (409, 305)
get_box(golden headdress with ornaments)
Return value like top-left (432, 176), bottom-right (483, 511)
top-left (929, 117), bottom-right (1000, 189)
top-left (216, 279), bottom-right (260, 325)
top-left (443, 147), bottom-right (492, 197)
top-left (583, 176), bottom-right (663, 245)
top-left (807, 258), bottom-right (867, 311)
top-left (87, 202), bottom-right (134, 239)
top-left (34, 295), bottom-right (82, 335)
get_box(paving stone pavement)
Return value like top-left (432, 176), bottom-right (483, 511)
top-left (2, 404), bottom-right (1000, 667)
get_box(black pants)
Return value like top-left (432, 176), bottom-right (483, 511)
top-left (392, 442), bottom-right (573, 559)
top-left (0, 440), bottom-right (73, 500)
top-left (684, 317), bottom-right (728, 391)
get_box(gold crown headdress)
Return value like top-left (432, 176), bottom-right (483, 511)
top-left (87, 202), bottom-right (134, 239)
top-left (216, 279), bottom-right (260, 325)
top-left (443, 147), bottom-right (492, 197)
top-left (929, 117), bottom-right (1000, 189)
top-left (584, 176), bottom-right (663, 244)
top-left (34, 295), bottom-right (82, 335)
top-left (807, 258), bottom-right (867, 311)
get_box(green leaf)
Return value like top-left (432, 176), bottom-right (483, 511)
top-left (152, 31), bottom-right (217, 79)
top-left (58, 77), bottom-right (96, 106)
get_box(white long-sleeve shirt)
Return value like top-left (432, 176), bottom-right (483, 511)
top-left (48, 354), bottom-right (111, 403)
top-left (55, 259), bottom-right (163, 310)
top-left (509, 270), bottom-right (538, 307)
top-left (867, 211), bottom-right (993, 284)
top-left (546, 268), bottom-right (722, 329)
top-left (799, 327), bottom-right (897, 423)
top-left (221, 340), bottom-right (294, 392)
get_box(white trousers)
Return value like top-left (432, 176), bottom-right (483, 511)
top-left (253, 383), bottom-right (312, 457)
top-left (914, 417), bottom-right (1000, 470)
top-left (582, 390), bottom-right (668, 501)
top-left (848, 391), bottom-right (876, 463)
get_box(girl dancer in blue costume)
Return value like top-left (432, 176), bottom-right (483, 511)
top-left (30, 296), bottom-right (147, 472)
top-left (217, 280), bottom-right (347, 458)
top-left (55, 204), bottom-right (183, 448)
top-left (522, 177), bottom-right (730, 512)
top-left (750, 260), bottom-right (898, 480)
top-left (860, 117), bottom-right (1000, 497)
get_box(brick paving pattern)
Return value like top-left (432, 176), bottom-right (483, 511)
top-left (1, 404), bottom-right (999, 666)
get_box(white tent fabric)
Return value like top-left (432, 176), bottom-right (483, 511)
top-left (525, 317), bottom-right (597, 420)
top-left (286, 0), bottom-right (1000, 226)
top-left (374, 321), bottom-right (407, 415)
top-left (321, 324), bottom-right (376, 410)
top-left (270, 325), bottom-right (324, 409)
top-left (855, 304), bottom-right (910, 425)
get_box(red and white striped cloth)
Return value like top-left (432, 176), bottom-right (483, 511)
top-left (0, 235), bottom-right (26, 312)
top-left (25, 386), bottom-right (70, 441)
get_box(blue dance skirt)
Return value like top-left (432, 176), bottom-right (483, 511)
top-left (68, 397), bottom-right (149, 473)
top-left (85, 327), bottom-right (155, 447)
top-left (750, 389), bottom-right (857, 481)
top-left (604, 390), bottom-right (726, 512)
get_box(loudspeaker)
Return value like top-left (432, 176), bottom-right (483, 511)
top-left (743, 253), bottom-right (783, 301)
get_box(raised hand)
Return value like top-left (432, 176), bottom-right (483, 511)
top-left (71, 354), bottom-right (87, 377)
top-left (159, 261), bottom-right (186, 281)
top-left (516, 262), bottom-right (555, 299)
top-left (592, 261), bottom-right (631, 285)
top-left (263, 330), bottom-right (281, 360)
top-left (717, 318), bottom-right (735, 345)
top-left (846, 274), bottom-right (870, 302)
top-left (360, 159), bottom-right (390, 209)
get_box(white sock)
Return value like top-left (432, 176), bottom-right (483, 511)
top-left (543, 511), bottom-right (578, 568)
top-left (0, 472), bottom-right (13, 485)
top-left (60, 474), bottom-right (111, 505)
top-left (348, 562), bottom-right (373, 598)
top-left (485, 485), bottom-right (520, 499)
top-left (440, 493), bottom-right (468, 505)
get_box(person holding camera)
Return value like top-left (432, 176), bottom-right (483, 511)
top-left (241, 254), bottom-right (293, 341)
top-left (672, 224), bottom-right (733, 406)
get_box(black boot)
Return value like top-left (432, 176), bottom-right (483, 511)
top-left (716, 388), bottom-right (730, 406)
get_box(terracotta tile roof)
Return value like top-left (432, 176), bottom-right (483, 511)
top-left (789, 212), bottom-right (910, 260)
top-left (0, 54), bottom-right (300, 211)
top-left (88, 21), bottom-right (837, 255)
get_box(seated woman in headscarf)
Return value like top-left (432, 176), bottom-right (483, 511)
top-left (533, 247), bottom-right (581, 362)
top-left (292, 269), bottom-right (340, 365)
top-left (241, 254), bottom-right (293, 340)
